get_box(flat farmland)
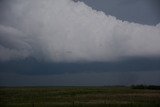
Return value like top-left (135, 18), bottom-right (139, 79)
top-left (0, 87), bottom-right (160, 107)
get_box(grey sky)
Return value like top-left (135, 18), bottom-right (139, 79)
top-left (81, 0), bottom-right (160, 25)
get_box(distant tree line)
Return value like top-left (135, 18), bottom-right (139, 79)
top-left (131, 85), bottom-right (160, 90)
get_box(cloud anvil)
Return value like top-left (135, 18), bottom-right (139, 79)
top-left (0, 0), bottom-right (160, 86)
top-left (0, 0), bottom-right (160, 62)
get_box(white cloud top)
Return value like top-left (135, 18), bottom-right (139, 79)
top-left (0, 0), bottom-right (160, 62)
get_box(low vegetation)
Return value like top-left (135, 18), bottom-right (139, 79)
top-left (131, 85), bottom-right (160, 90)
top-left (0, 86), bottom-right (160, 107)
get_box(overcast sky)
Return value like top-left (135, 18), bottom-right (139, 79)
top-left (81, 0), bottom-right (160, 25)
top-left (0, 0), bottom-right (160, 86)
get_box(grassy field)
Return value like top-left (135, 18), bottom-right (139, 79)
top-left (0, 86), bottom-right (160, 107)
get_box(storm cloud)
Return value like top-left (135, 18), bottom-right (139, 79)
top-left (0, 0), bottom-right (160, 62)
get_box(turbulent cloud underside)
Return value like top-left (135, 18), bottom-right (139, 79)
top-left (0, 0), bottom-right (160, 62)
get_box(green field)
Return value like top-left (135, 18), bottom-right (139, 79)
top-left (0, 87), bottom-right (160, 107)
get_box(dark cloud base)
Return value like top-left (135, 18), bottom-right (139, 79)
top-left (1, 57), bottom-right (160, 75)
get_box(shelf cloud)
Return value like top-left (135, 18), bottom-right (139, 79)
top-left (0, 0), bottom-right (160, 62)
